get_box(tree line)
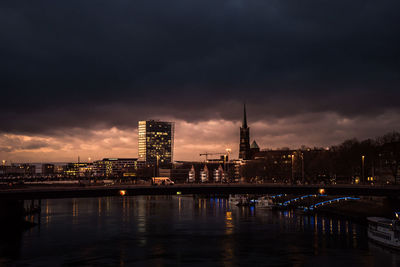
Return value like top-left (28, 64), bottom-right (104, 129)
top-left (242, 131), bottom-right (400, 185)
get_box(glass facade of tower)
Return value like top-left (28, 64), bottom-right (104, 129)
top-left (138, 120), bottom-right (174, 166)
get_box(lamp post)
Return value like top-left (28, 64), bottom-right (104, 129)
top-left (225, 148), bottom-right (231, 183)
top-left (223, 154), bottom-right (226, 184)
top-left (361, 155), bottom-right (365, 184)
top-left (301, 152), bottom-right (304, 184)
top-left (87, 157), bottom-right (93, 184)
top-left (225, 148), bottom-right (231, 159)
top-left (291, 153), bottom-right (295, 184)
top-left (156, 154), bottom-right (160, 177)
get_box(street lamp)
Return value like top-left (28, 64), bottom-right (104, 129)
top-left (301, 152), bottom-right (304, 184)
top-left (291, 152), bottom-right (296, 184)
top-left (361, 155), bottom-right (365, 184)
top-left (156, 154), bottom-right (160, 177)
top-left (223, 154), bottom-right (227, 184)
top-left (225, 148), bottom-right (231, 159)
top-left (225, 148), bottom-right (231, 183)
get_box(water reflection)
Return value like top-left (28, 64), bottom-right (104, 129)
top-left (137, 197), bottom-right (147, 246)
top-left (72, 199), bottom-right (78, 224)
top-left (178, 196), bottom-right (182, 216)
top-left (225, 211), bottom-right (233, 235)
top-left (97, 198), bottom-right (101, 216)
top-left (353, 224), bottom-right (358, 248)
top-left (314, 214), bottom-right (318, 234)
top-left (0, 196), bottom-right (399, 266)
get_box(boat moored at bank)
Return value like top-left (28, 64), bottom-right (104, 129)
top-left (367, 212), bottom-right (400, 249)
top-left (228, 195), bottom-right (273, 208)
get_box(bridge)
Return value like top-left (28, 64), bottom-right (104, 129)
top-left (0, 184), bottom-right (399, 200)
top-left (306, 197), bottom-right (360, 211)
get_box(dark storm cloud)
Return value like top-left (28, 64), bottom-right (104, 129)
top-left (1, 0), bottom-right (400, 134)
top-left (0, 134), bottom-right (52, 152)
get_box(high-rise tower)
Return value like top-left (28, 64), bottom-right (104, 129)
top-left (239, 104), bottom-right (251, 160)
top-left (138, 120), bottom-right (174, 166)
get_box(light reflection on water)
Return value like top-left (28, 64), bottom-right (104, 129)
top-left (0, 196), bottom-right (399, 266)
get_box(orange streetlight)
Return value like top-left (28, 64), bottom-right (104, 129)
top-left (361, 155), bottom-right (365, 184)
top-left (225, 148), bottom-right (231, 182)
top-left (291, 153), bottom-right (295, 184)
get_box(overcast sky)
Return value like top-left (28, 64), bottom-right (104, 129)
top-left (1, 0), bottom-right (399, 162)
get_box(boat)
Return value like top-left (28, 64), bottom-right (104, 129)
top-left (228, 195), bottom-right (248, 206)
top-left (229, 195), bottom-right (273, 208)
top-left (367, 212), bottom-right (400, 249)
top-left (251, 196), bottom-right (273, 209)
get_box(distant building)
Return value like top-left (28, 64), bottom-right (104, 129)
top-left (138, 120), bottom-right (174, 166)
top-left (159, 168), bottom-right (189, 183)
top-left (200, 165), bottom-right (209, 183)
top-left (42, 164), bottom-right (55, 176)
top-left (0, 164), bottom-right (36, 177)
top-left (254, 149), bottom-right (295, 165)
top-left (213, 165), bottom-right (225, 182)
top-left (65, 163), bottom-right (88, 177)
top-left (250, 140), bottom-right (260, 159)
top-left (188, 165), bottom-right (196, 182)
top-left (251, 148), bottom-right (332, 183)
top-left (93, 158), bottom-right (141, 178)
top-left (54, 165), bottom-right (65, 176)
top-left (179, 161), bottom-right (237, 183)
top-left (239, 104), bottom-right (251, 160)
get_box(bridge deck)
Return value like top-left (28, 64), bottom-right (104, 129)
top-left (0, 184), bottom-right (399, 199)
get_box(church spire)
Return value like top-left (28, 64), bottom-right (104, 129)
top-left (239, 104), bottom-right (250, 160)
top-left (242, 103), bottom-right (248, 128)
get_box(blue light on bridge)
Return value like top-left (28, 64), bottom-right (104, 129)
top-left (281, 194), bottom-right (326, 206)
top-left (305, 197), bottom-right (360, 211)
top-left (270, 194), bottom-right (286, 198)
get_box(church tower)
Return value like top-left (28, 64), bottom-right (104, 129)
top-left (239, 104), bottom-right (251, 160)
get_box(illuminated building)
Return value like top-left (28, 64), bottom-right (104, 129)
top-left (138, 120), bottom-right (174, 166)
top-left (42, 164), bottom-right (55, 176)
top-left (188, 165), bottom-right (196, 182)
top-left (0, 164), bottom-right (36, 177)
top-left (213, 165), bottom-right (224, 182)
top-left (200, 165), bottom-right (209, 182)
top-left (146, 161), bottom-right (237, 183)
top-left (65, 163), bottom-right (88, 177)
top-left (93, 158), bottom-right (141, 177)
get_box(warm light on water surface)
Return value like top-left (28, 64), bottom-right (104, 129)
top-left (0, 196), bottom-right (399, 266)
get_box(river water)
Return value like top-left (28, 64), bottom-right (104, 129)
top-left (1, 196), bottom-right (399, 266)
